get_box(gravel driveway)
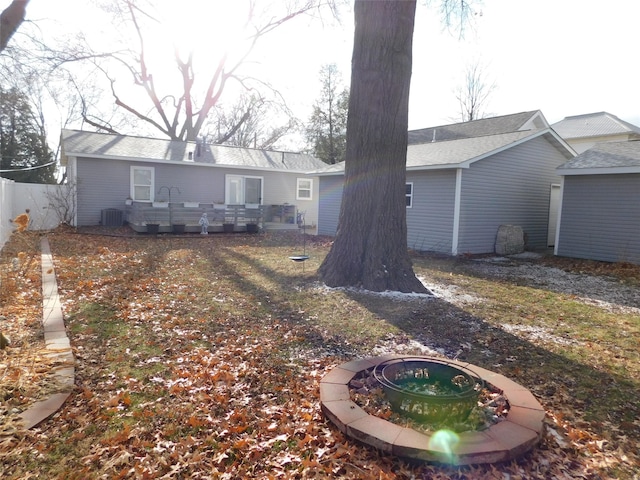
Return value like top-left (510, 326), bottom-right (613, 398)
top-left (463, 253), bottom-right (640, 314)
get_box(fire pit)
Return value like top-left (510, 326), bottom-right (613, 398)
top-left (320, 355), bottom-right (545, 465)
top-left (374, 357), bottom-right (483, 425)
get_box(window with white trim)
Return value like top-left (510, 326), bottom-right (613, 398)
top-left (296, 178), bottom-right (313, 200)
top-left (131, 166), bottom-right (154, 201)
top-left (405, 182), bottom-right (413, 208)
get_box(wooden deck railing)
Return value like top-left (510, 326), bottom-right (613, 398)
top-left (124, 202), bottom-right (264, 233)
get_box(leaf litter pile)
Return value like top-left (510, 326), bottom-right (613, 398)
top-left (1, 227), bottom-right (639, 479)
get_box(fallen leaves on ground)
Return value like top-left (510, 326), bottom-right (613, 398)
top-left (0, 228), bottom-right (638, 479)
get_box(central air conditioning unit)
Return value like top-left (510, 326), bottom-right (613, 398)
top-left (101, 208), bottom-right (124, 227)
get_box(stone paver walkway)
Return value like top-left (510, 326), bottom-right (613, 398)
top-left (17, 238), bottom-right (75, 429)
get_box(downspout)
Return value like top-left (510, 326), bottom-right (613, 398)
top-left (553, 176), bottom-right (565, 256)
top-left (451, 168), bottom-right (462, 255)
top-left (69, 156), bottom-right (78, 228)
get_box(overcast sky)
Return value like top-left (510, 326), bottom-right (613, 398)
top-left (278, 0), bottom-right (640, 130)
top-left (15, 0), bottom-right (640, 143)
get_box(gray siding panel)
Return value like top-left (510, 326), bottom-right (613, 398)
top-left (318, 171), bottom-right (456, 254)
top-left (458, 136), bottom-right (564, 254)
top-left (318, 176), bottom-right (343, 236)
top-left (77, 159), bottom-right (226, 226)
top-left (317, 136), bottom-right (566, 255)
top-left (77, 158), bottom-right (131, 226)
top-left (406, 170), bottom-right (456, 253)
top-left (258, 171), bottom-right (319, 227)
top-left (557, 174), bottom-right (640, 263)
top-left (76, 158), bottom-right (315, 226)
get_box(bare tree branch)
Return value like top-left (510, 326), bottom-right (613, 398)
top-left (125, 0), bottom-right (174, 135)
top-left (96, 0), bottom-right (324, 142)
top-left (438, 0), bottom-right (482, 38)
top-left (454, 59), bottom-right (495, 122)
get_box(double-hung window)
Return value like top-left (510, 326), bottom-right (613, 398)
top-left (131, 166), bottom-right (154, 201)
top-left (296, 178), bottom-right (313, 200)
top-left (405, 183), bottom-right (413, 208)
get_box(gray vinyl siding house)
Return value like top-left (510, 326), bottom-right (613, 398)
top-left (406, 170), bottom-right (456, 252)
top-left (555, 141), bottom-right (640, 264)
top-left (317, 111), bottom-right (576, 255)
top-left (61, 130), bottom-right (325, 231)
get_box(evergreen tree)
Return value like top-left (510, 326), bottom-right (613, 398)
top-left (305, 64), bottom-right (348, 164)
top-left (0, 87), bottom-right (56, 184)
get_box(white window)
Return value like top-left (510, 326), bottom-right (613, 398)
top-left (405, 182), bottom-right (413, 208)
top-left (225, 174), bottom-right (263, 204)
top-left (297, 178), bottom-right (313, 200)
top-left (131, 166), bottom-right (154, 201)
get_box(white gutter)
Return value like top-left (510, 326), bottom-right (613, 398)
top-left (557, 166), bottom-right (640, 175)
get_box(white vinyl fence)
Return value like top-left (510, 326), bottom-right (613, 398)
top-left (0, 178), bottom-right (67, 251)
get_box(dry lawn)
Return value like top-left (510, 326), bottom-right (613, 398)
top-left (1, 227), bottom-right (639, 479)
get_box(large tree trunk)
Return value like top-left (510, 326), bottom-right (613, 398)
top-left (318, 0), bottom-right (427, 293)
top-left (0, 0), bottom-right (28, 52)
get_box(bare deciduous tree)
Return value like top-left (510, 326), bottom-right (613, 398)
top-left (46, 179), bottom-right (76, 225)
top-left (455, 59), bottom-right (495, 122)
top-left (68, 0), bottom-right (325, 142)
top-left (203, 93), bottom-right (298, 150)
top-left (438, 0), bottom-right (482, 38)
top-left (319, 0), bottom-right (478, 292)
top-left (318, 0), bottom-right (426, 293)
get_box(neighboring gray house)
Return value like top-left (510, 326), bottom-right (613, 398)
top-left (315, 111), bottom-right (576, 255)
top-left (555, 141), bottom-right (640, 264)
top-left (61, 130), bottom-right (326, 232)
top-left (551, 112), bottom-right (640, 154)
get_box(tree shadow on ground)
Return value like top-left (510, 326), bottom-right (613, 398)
top-left (202, 241), bottom-right (639, 436)
top-left (207, 243), bottom-right (639, 477)
top-left (340, 286), bottom-right (640, 441)
top-left (43, 232), bottom-right (639, 477)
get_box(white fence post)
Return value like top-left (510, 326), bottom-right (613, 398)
top-left (0, 177), bottom-right (15, 251)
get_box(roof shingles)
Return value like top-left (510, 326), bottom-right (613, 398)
top-left (61, 129), bottom-right (325, 171)
top-left (558, 140), bottom-right (640, 170)
top-left (407, 111), bottom-right (542, 144)
top-left (551, 112), bottom-right (640, 139)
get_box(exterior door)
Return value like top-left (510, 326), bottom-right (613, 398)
top-left (245, 177), bottom-right (262, 204)
top-left (225, 175), bottom-right (263, 205)
top-left (226, 175), bottom-right (243, 204)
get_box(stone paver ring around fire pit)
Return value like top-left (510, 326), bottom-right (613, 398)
top-left (320, 355), bottom-right (545, 466)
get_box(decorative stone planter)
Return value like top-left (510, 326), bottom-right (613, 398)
top-left (172, 224), bottom-right (186, 233)
top-left (246, 223), bottom-right (259, 234)
top-left (223, 223), bottom-right (235, 233)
